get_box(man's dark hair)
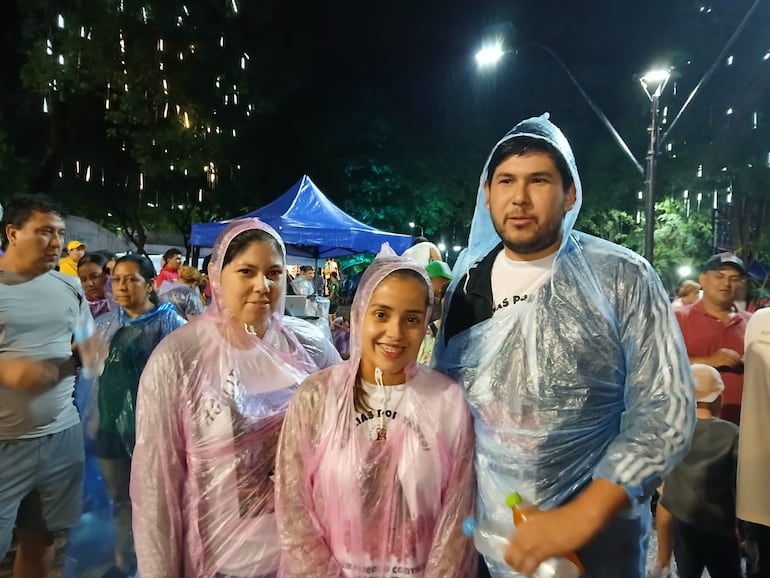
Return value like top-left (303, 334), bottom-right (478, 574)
top-left (162, 247), bottom-right (183, 260)
top-left (299, 265), bottom-right (314, 273)
top-left (412, 236), bottom-right (428, 246)
top-left (0, 194), bottom-right (65, 248)
top-left (485, 136), bottom-right (573, 190)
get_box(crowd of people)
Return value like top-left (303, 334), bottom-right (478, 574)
top-left (0, 113), bottom-right (768, 578)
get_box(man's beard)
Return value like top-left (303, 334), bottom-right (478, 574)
top-left (494, 219), bottom-right (563, 256)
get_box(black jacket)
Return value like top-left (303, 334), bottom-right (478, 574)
top-left (442, 243), bottom-right (503, 345)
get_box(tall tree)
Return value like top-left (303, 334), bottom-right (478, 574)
top-left (16, 0), bottom-right (276, 251)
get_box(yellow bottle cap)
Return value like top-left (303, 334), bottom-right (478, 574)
top-left (505, 492), bottom-right (522, 508)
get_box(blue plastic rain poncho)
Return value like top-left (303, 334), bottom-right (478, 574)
top-left (90, 300), bottom-right (186, 457)
top-left (275, 246), bottom-right (476, 578)
top-left (131, 219), bottom-right (341, 578)
top-left (158, 280), bottom-right (205, 319)
top-left (434, 114), bottom-right (695, 577)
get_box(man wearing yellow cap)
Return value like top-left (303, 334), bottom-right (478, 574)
top-left (58, 240), bottom-right (86, 276)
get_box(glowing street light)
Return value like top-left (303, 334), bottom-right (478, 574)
top-left (640, 69), bottom-right (671, 97)
top-left (677, 265), bottom-right (693, 278)
top-left (639, 67), bottom-right (672, 263)
top-left (475, 41), bottom-right (506, 67)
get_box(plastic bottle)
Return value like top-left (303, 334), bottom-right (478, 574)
top-left (73, 313), bottom-right (95, 344)
top-left (506, 492), bottom-right (584, 578)
top-left (74, 314), bottom-right (104, 378)
top-left (464, 515), bottom-right (581, 578)
top-left (462, 517), bottom-right (511, 563)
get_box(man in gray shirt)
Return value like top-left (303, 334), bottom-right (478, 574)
top-left (0, 194), bottom-right (89, 578)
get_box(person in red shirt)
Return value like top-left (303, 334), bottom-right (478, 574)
top-left (675, 253), bottom-right (751, 424)
top-left (154, 248), bottom-right (182, 289)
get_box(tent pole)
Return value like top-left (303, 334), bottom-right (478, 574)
top-left (314, 248), bottom-right (321, 295)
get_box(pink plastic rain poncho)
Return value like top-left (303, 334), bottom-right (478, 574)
top-left (131, 218), bottom-right (341, 578)
top-left (275, 246), bottom-right (476, 578)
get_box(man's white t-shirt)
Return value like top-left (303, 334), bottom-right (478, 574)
top-left (490, 251), bottom-right (557, 316)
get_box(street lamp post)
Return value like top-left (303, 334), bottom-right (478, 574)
top-left (408, 221), bottom-right (424, 238)
top-left (639, 70), bottom-right (671, 263)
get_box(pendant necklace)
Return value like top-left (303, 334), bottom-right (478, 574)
top-left (373, 367), bottom-right (404, 441)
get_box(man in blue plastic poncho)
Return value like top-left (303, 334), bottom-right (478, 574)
top-left (434, 114), bottom-right (695, 578)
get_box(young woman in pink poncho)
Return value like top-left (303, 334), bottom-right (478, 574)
top-left (275, 246), bottom-right (476, 578)
top-left (130, 219), bottom-right (341, 578)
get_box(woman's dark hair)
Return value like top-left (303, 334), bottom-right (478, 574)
top-left (353, 268), bottom-right (430, 413)
top-left (222, 229), bottom-right (283, 269)
top-left (486, 136), bottom-right (573, 190)
top-left (114, 254), bottom-right (160, 305)
top-left (93, 249), bottom-right (116, 262)
top-left (382, 269), bottom-right (430, 306)
top-left (77, 252), bottom-right (110, 274)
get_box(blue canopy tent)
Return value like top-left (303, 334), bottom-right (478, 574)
top-left (190, 175), bottom-right (411, 258)
top-left (749, 259), bottom-right (770, 283)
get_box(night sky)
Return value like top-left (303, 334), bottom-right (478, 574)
top-left (245, 0), bottom-right (766, 169)
top-left (1, 0), bottom-right (767, 228)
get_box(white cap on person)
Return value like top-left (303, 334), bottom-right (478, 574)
top-left (691, 363), bottom-right (725, 403)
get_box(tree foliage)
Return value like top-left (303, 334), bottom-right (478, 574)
top-left (653, 198), bottom-right (713, 290)
top-left (15, 0), bottom-right (263, 252)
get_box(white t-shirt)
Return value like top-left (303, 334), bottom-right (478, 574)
top-left (490, 251), bottom-right (557, 316)
top-left (737, 308), bottom-right (770, 526)
top-left (353, 380), bottom-right (406, 441)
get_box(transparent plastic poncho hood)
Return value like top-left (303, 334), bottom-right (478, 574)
top-left (131, 218), bottom-right (341, 578)
top-left (275, 245), bottom-right (477, 578)
top-left (455, 112), bottom-right (582, 277)
top-left (434, 115), bottom-right (694, 576)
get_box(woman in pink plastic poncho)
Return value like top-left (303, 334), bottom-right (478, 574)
top-left (275, 246), bottom-right (476, 578)
top-left (131, 219), bottom-right (341, 578)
